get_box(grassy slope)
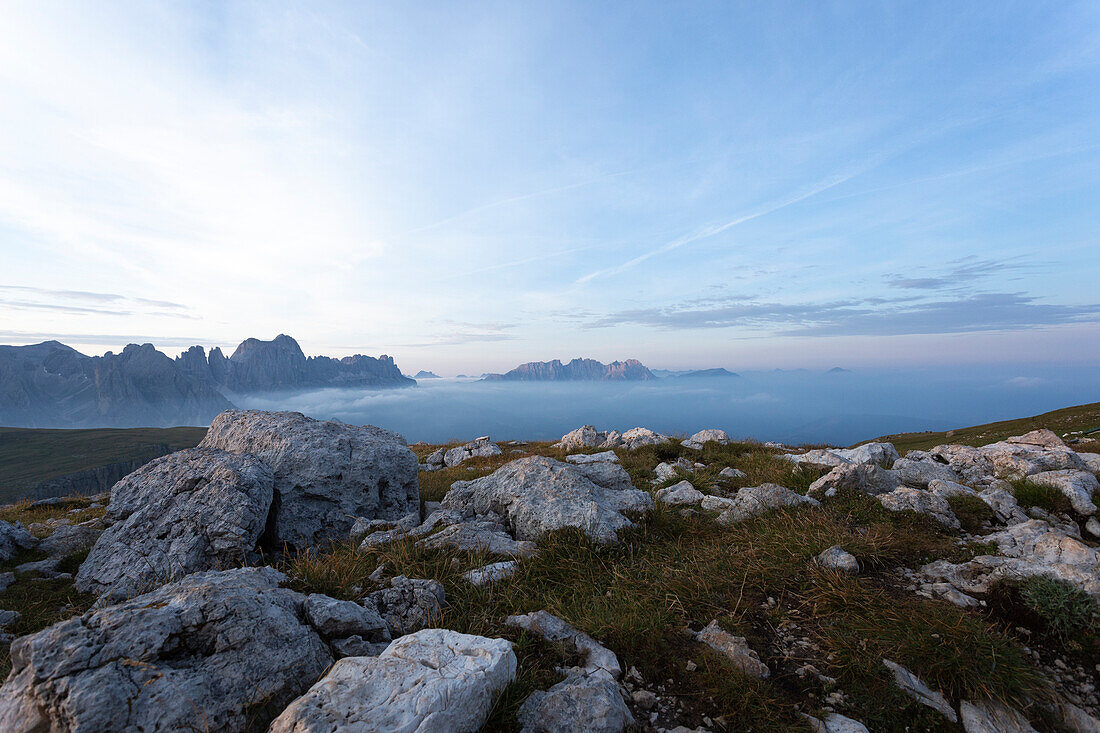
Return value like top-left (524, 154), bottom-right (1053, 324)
top-left (0, 426), bottom-right (207, 497)
top-left (861, 401), bottom-right (1100, 453)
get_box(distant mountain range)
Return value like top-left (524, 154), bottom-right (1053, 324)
top-left (651, 367), bottom-right (741, 379)
top-left (411, 370), bottom-right (441, 379)
top-left (0, 335), bottom-right (412, 428)
top-left (482, 358), bottom-right (654, 381)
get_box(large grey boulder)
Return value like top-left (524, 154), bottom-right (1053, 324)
top-left (979, 430), bottom-right (1088, 479)
top-left (959, 699), bottom-right (1036, 733)
top-left (892, 452), bottom-right (960, 488)
top-left (808, 463), bottom-right (901, 497)
top-left (716, 484), bottom-right (820, 524)
top-left (1026, 469), bottom-right (1098, 515)
top-left (0, 568), bottom-right (332, 732)
top-left (505, 611), bottom-right (621, 679)
top-left (200, 410), bottom-right (419, 548)
top-left (269, 629), bottom-right (516, 733)
top-left (417, 518), bottom-right (538, 557)
top-left (786, 442), bottom-right (898, 468)
top-left (619, 427), bottom-right (669, 450)
top-left (656, 480), bottom-right (705, 506)
top-left (74, 448), bottom-right (274, 600)
top-left (303, 594), bottom-right (390, 642)
top-left (878, 488), bottom-right (960, 529)
top-left (0, 521), bottom-right (36, 563)
top-left (442, 456), bottom-right (653, 544)
top-left (554, 425), bottom-right (621, 451)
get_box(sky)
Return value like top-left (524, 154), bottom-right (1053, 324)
top-left (1, 1), bottom-right (1099, 376)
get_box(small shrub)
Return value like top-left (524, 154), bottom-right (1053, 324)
top-left (945, 494), bottom-right (994, 532)
top-left (1018, 576), bottom-right (1099, 643)
top-left (1011, 480), bottom-right (1072, 515)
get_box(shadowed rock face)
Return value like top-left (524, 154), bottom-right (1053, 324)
top-left (482, 357), bottom-right (654, 381)
top-left (200, 410), bottom-right (420, 548)
top-left (74, 448), bottom-right (274, 600)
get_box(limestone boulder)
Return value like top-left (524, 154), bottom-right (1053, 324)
top-left (367, 575), bottom-right (446, 636)
top-left (1026, 469), bottom-right (1098, 515)
top-left (682, 429), bottom-right (731, 450)
top-left (199, 410), bottom-right (419, 548)
top-left (716, 484), bottom-right (820, 524)
top-left (0, 521), bottom-right (36, 563)
top-left (442, 456), bottom-right (652, 544)
top-left (0, 568), bottom-right (332, 733)
top-left (269, 629), bottom-right (516, 733)
top-left (878, 488), bottom-right (960, 529)
top-left (74, 448), bottom-right (273, 600)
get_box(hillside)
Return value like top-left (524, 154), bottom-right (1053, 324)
top-left (0, 425), bottom-right (206, 501)
top-left (862, 402), bottom-right (1100, 453)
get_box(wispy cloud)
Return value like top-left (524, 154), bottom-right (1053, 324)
top-left (0, 285), bottom-right (191, 317)
top-left (589, 292), bottom-right (1100, 337)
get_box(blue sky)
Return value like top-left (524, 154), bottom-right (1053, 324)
top-left (1, 1), bottom-right (1098, 374)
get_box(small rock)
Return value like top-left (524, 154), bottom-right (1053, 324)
top-left (882, 658), bottom-right (957, 722)
top-left (816, 546), bottom-right (859, 574)
top-left (367, 575), bottom-right (445, 636)
top-left (694, 620), bottom-right (769, 678)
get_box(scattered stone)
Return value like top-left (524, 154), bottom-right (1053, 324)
top-left (1027, 470), bottom-right (1098, 515)
top-left (37, 519), bottom-right (104, 558)
top-left (442, 456), bottom-right (653, 544)
top-left (816, 545), bottom-right (859, 573)
top-left (555, 425), bottom-right (622, 451)
top-left (694, 620), bottom-right (769, 678)
top-left (977, 487), bottom-right (1029, 525)
top-left (74, 448), bottom-right (273, 600)
top-left (803, 713), bottom-right (871, 733)
top-left (716, 484), bottom-right (820, 524)
top-left (1086, 516), bottom-right (1100, 539)
top-left (303, 593), bottom-right (389, 642)
top-left (0, 610), bottom-right (20, 628)
top-left (682, 429), bottom-right (731, 450)
top-left (719, 467), bottom-right (747, 479)
top-left (0, 568), bottom-right (332, 732)
top-left (418, 517), bottom-right (538, 557)
top-left (0, 521), bottom-right (35, 563)
top-left (882, 659), bottom-right (957, 722)
top-left (199, 409), bottom-right (419, 548)
top-left (786, 442), bottom-right (899, 469)
top-left (330, 635), bottom-right (390, 659)
top-left (959, 699), bottom-right (1037, 733)
top-left (654, 462), bottom-right (680, 482)
top-left (464, 560), bottom-right (519, 586)
top-left (367, 575), bottom-right (446, 635)
top-left (619, 427), bottom-right (670, 450)
top-left (506, 611), bottom-right (621, 679)
top-left (518, 672), bottom-right (633, 733)
top-left (656, 481), bottom-right (705, 507)
top-left (566, 451), bottom-right (620, 465)
top-left (445, 436), bottom-right (504, 467)
top-left (0, 573), bottom-right (14, 593)
top-left (270, 629), bottom-right (517, 733)
top-left (878, 488), bottom-right (960, 529)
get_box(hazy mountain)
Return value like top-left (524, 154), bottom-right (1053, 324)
top-left (654, 367), bottom-right (740, 378)
top-left (412, 370), bottom-right (441, 379)
top-left (177, 335), bottom-right (414, 393)
top-left (0, 341), bottom-right (232, 428)
top-left (0, 335), bottom-right (413, 428)
top-left (482, 358), bottom-right (654, 381)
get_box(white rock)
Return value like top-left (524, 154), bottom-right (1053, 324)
top-left (882, 659), bottom-right (957, 722)
top-left (719, 467), bottom-right (747, 479)
top-left (1077, 452), bottom-right (1100, 473)
top-left (367, 576), bottom-right (446, 636)
top-left (803, 713), bottom-right (871, 733)
top-left (959, 699), bottom-right (1037, 733)
top-left (816, 545), bottom-right (859, 573)
top-left (566, 451), bottom-right (619, 464)
top-left (270, 629), bottom-right (517, 733)
top-left (463, 560), bottom-right (519, 586)
top-left (506, 611), bottom-right (621, 679)
top-left (1086, 516), bottom-right (1100, 538)
top-left (716, 484), bottom-right (820, 524)
top-left (654, 462), bottom-right (680, 481)
top-left (656, 481), bottom-right (705, 507)
top-left (694, 620), bottom-right (769, 678)
top-left (0, 521), bottom-right (36, 563)
top-left (442, 456), bottom-right (653, 544)
top-left (878, 488), bottom-right (960, 529)
top-left (444, 436), bottom-right (504, 467)
top-left (1027, 469), bottom-right (1098, 515)
top-left (619, 427), bottom-right (670, 450)
top-left (808, 463), bottom-right (900, 497)
top-left (893, 452), bottom-right (960, 488)
top-left (682, 429), bottom-right (731, 450)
